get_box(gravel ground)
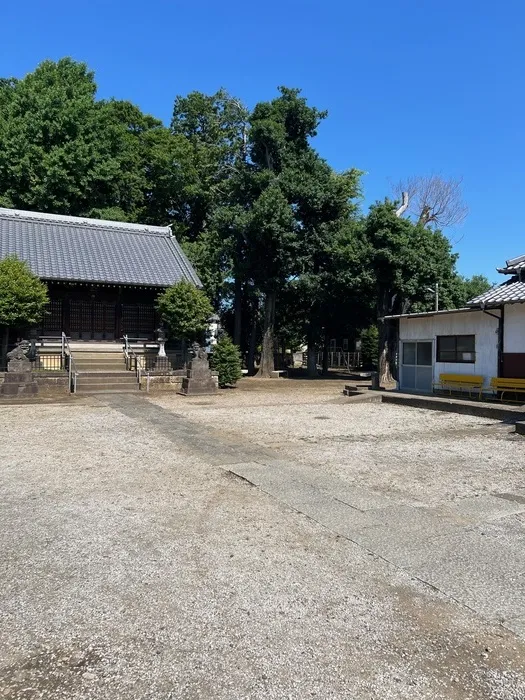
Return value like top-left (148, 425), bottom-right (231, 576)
top-left (2, 383), bottom-right (525, 699)
top-left (151, 382), bottom-right (525, 506)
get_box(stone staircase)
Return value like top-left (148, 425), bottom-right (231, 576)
top-left (73, 351), bottom-right (140, 394)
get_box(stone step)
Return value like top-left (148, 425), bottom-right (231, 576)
top-left (68, 343), bottom-right (123, 353)
top-left (77, 375), bottom-right (137, 385)
top-left (76, 382), bottom-right (140, 393)
top-left (77, 370), bottom-right (133, 377)
top-left (73, 352), bottom-right (124, 362)
top-left (75, 356), bottom-right (126, 360)
top-left (74, 363), bottom-right (127, 371)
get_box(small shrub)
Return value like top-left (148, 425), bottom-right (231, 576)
top-left (211, 333), bottom-right (242, 387)
top-left (360, 325), bottom-right (379, 369)
top-left (156, 281), bottom-right (213, 342)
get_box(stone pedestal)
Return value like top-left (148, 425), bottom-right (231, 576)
top-left (1, 371), bottom-right (38, 397)
top-left (179, 344), bottom-right (218, 396)
top-left (1, 342), bottom-right (39, 397)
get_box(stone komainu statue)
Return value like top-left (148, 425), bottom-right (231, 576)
top-left (7, 340), bottom-right (30, 361)
top-left (190, 342), bottom-right (208, 361)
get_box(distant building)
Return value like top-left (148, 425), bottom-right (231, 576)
top-left (0, 207), bottom-right (201, 342)
top-left (385, 254), bottom-right (525, 393)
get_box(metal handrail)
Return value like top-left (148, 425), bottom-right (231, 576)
top-left (123, 335), bottom-right (145, 390)
top-left (62, 332), bottom-right (78, 393)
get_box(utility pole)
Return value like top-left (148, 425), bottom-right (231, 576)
top-left (426, 282), bottom-right (439, 311)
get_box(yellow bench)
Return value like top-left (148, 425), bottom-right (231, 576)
top-left (490, 377), bottom-right (525, 403)
top-left (433, 373), bottom-right (484, 400)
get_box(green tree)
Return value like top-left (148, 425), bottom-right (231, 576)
top-left (210, 333), bottom-right (243, 387)
top-left (0, 58), bottom-right (163, 219)
top-left (288, 164), bottom-right (362, 375)
top-left (168, 90), bottom-right (249, 311)
top-left (453, 273), bottom-right (493, 306)
top-left (246, 87), bottom-right (356, 377)
top-left (0, 256), bottom-right (49, 365)
top-left (156, 281), bottom-right (213, 343)
top-left (361, 200), bottom-right (460, 383)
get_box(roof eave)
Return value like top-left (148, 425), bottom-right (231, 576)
top-left (383, 307), bottom-right (475, 320)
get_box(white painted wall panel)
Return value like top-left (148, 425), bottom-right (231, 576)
top-left (503, 303), bottom-right (525, 352)
top-left (399, 310), bottom-right (499, 388)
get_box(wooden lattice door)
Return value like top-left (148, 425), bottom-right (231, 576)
top-left (69, 301), bottom-right (116, 340)
top-left (41, 299), bottom-right (63, 334)
top-left (121, 304), bottom-right (156, 338)
top-left (93, 302), bottom-right (116, 340)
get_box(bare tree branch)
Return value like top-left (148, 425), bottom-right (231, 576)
top-left (393, 174), bottom-right (468, 228)
top-left (395, 191), bottom-right (409, 218)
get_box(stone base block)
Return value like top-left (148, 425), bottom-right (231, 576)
top-left (179, 378), bottom-right (218, 396)
top-left (1, 379), bottom-right (38, 397)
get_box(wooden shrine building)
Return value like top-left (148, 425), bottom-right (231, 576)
top-left (0, 208), bottom-right (201, 341)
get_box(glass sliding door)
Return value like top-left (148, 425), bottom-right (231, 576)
top-left (401, 341), bottom-right (433, 393)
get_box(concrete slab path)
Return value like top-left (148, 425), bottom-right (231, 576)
top-left (106, 394), bottom-right (525, 639)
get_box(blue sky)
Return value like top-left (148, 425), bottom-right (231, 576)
top-left (2, 0), bottom-right (524, 281)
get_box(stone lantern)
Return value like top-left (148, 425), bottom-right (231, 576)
top-left (156, 326), bottom-right (167, 358)
top-left (206, 313), bottom-right (220, 353)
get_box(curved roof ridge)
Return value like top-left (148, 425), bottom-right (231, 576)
top-left (0, 207), bottom-right (171, 236)
top-left (0, 209), bottom-right (201, 288)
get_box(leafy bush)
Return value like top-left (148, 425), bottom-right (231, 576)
top-left (210, 333), bottom-right (242, 387)
top-left (0, 256), bottom-right (49, 363)
top-left (360, 325), bottom-right (378, 369)
top-left (156, 281), bottom-right (213, 342)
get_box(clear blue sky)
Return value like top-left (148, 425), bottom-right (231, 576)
top-left (2, 0), bottom-right (524, 281)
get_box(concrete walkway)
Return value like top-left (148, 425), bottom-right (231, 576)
top-left (106, 394), bottom-right (525, 639)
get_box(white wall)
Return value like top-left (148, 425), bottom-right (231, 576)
top-left (399, 310), bottom-right (500, 388)
top-left (503, 303), bottom-right (525, 352)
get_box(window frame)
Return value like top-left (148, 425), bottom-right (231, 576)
top-left (436, 335), bottom-right (476, 364)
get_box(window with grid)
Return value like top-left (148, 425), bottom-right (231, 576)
top-left (436, 335), bottom-right (475, 363)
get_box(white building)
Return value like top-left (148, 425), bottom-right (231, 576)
top-left (386, 254), bottom-right (525, 394)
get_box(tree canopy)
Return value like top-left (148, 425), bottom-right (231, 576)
top-left (0, 58), bottom-right (484, 379)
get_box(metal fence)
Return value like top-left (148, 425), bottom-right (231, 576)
top-left (31, 353), bottom-right (65, 372)
top-left (303, 350), bottom-right (361, 371)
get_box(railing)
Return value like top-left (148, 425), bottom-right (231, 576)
top-left (2, 336), bottom-right (68, 372)
top-left (31, 353), bottom-right (64, 372)
top-left (62, 333), bottom-right (78, 393)
top-left (122, 336), bottom-right (185, 388)
top-left (123, 335), bottom-right (147, 391)
top-left (303, 349), bottom-right (362, 371)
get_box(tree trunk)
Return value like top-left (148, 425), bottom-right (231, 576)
top-left (378, 317), bottom-right (392, 386)
top-left (306, 324), bottom-right (318, 378)
top-left (1, 326), bottom-right (9, 371)
top-left (377, 287), bottom-right (397, 386)
top-left (233, 275), bottom-right (242, 347)
top-left (256, 291), bottom-right (276, 378)
top-left (321, 332), bottom-right (330, 375)
top-left (378, 317), bottom-right (398, 386)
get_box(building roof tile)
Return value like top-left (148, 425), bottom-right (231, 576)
top-left (468, 278), bottom-right (525, 306)
top-left (0, 208), bottom-right (201, 288)
top-left (497, 253), bottom-right (525, 275)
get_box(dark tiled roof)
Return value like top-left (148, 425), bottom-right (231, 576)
top-left (497, 253), bottom-right (525, 275)
top-left (468, 278), bottom-right (525, 306)
top-left (0, 208), bottom-right (201, 287)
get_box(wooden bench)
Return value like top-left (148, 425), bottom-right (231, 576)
top-left (490, 377), bottom-right (525, 403)
top-left (433, 373), bottom-right (484, 400)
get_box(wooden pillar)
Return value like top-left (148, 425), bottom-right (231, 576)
top-left (115, 287), bottom-right (123, 340)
